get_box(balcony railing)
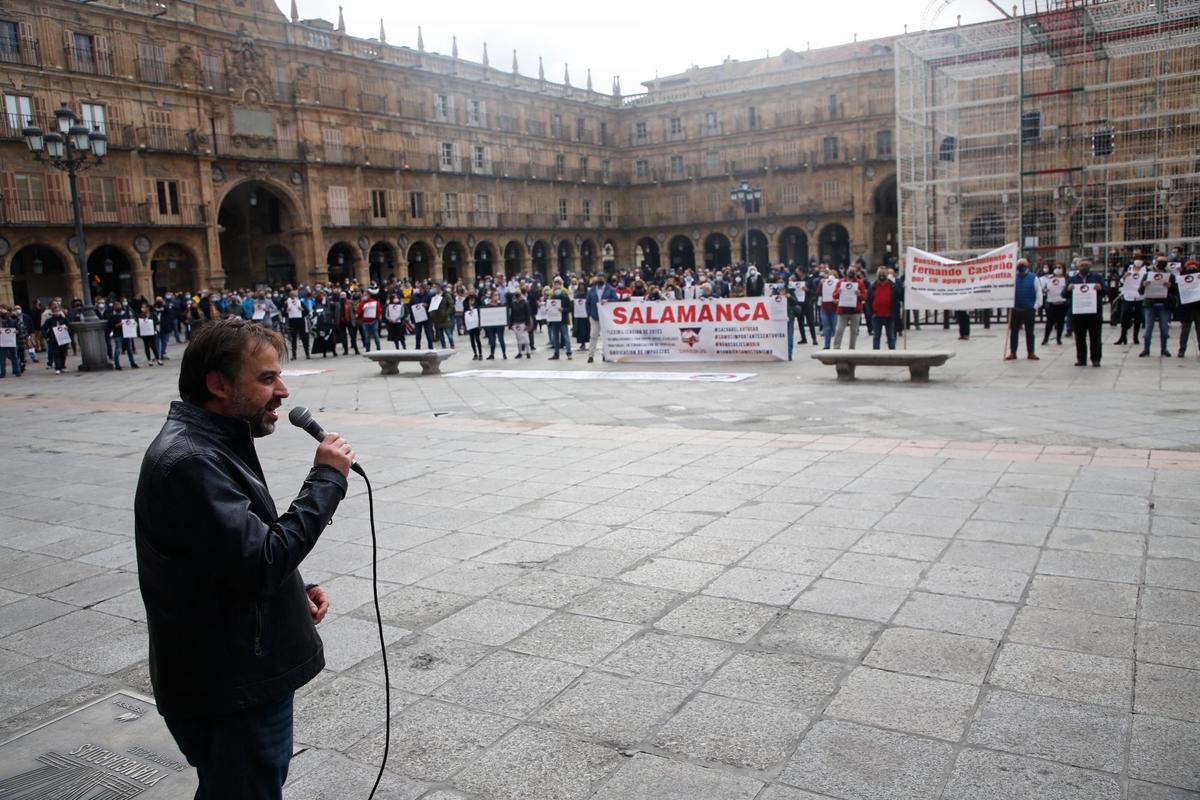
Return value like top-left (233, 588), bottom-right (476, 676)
top-left (0, 198), bottom-right (206, 227)
top-left (137, 127), bottom-right (195, 153)
top-left (316, 85), bottom-right (345, 106)
top-left (203, 71), bottom-right (228, 93)
top-left (65, 46), bottom-right (112, 76)
top-left (0, 35), bottom-right (41, 67)
top-left (212, 133), bottom-right (301, 161)
top-left (362, 147), bottom-right (407, 169)
top-left (141, 203), bottom-right (207, 226)
top-left (138, 57), bottom-right (171, 85)
top-left (359, 92), bottom-right (388, 113)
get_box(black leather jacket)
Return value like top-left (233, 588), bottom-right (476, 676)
top-left (135, 401), bottom-right (347, 718)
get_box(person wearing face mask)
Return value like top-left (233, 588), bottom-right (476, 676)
top-left (1176, 259), bottom-right (1200, 358)
top-left (1067, 258), bottom-right (1105, 366)
top-left (1041, 264), bottom-right (1068, 345)
top-left (818, 267), bottom-right (841, 349)
top-left (1115, 254), bottom-right (1145, 346)
top-left (867, 268), bottom-right (903, 350)
top-left (1006, 258), bottom-right (1042, 360)
top-left (1139, 256), bottom-right (1174, 357)
top-left (833, 267), bottom-right (865, 350)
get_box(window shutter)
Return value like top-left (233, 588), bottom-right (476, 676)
top-left (115, 176), bottom-right (133, 223)
top-left (1, 173), bottom-right (17, 220)
top-left (62, 30), bottom-right (76, 71)
top-left (78, 175), bottom-right (93, 221)
top-left (44, 172), bottom-right (66, 223)
top-left (179, 180), bottom-right (194, 224)
top-left (145, 179), bottom-right (158, 221)
top-left (17, 21), bottom-right (36, 66)
top-left (94, 34), bottom-right (112, 76)
top-left (30, 95), bottom-right (48, 128)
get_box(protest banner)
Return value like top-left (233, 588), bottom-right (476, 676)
top-left (904, 243), bottom-right (1019, 311)
top-left (1179, 272), bottom-right (1200, 305)
top-left (598, 296), bottom-right (787, 362)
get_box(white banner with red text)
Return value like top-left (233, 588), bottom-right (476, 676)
top-left (598, 296), bottom-right (788, 362)
top-left (904, 243), bottom-right (1019, 311)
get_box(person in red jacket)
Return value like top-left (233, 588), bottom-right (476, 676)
top-left (356, 288), bottom-right (382, 352)
top-left (867, 268), bottom-right (904, 350)
top-left (833, 266), bottom-right (866, 349)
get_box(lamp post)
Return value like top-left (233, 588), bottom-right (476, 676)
top-left (22, 102), bottom-right (112, 370)
top-left (730, 180), bottom-right (762, 269)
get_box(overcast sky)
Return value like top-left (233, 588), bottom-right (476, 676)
top-left (276, 0), bottom-right (1009, 93)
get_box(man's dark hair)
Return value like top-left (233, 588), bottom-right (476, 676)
top-left (179, 317), bottom-right (286, 404)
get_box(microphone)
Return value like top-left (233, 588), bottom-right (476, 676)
top-left (288, 406), bottom-right (365, 477)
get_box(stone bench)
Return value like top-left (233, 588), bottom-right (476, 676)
top-left (811, 349), bottom-right (955, 382)
top-left (364, 349), bottom-right (455, 375)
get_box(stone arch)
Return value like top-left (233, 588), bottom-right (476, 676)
top-left (218, 179), bottom-right (305, 289)
top-left (326, 241), bottom-right (357, 286)
top-left (779, 227), bottom-right (808, 268)
top-left (407, 241), bottom-right (433, 282)
top-left (704, 232), bottom-right (731, 268)
top-left (88, 243), bottom-right (137, 301)
top-left (443, 241), bottom-right (466, 283)
top-left (474, 240), bottom-right (498, 277)
top-left (1125, 196), bottom-right (1167, 248)
top-left (368, 241), bottom-right (397, 284)
top-left (602, 240), bottom-right (618, 273)
top-left (530, 239), bottom-right (550, 278)
top-left (635, 237), bottom-right (660, 270)
top-left (503, 240), bottom-right (525, 277)
top-left (579, 239), bottom-right (598, 273)
top-left (668, 235), bottom-right (695, 270)
top-left (9, 244), bottom-right (72, 310)
top-left (556, 239), bottom-right (574, 277)
top-left (818, 223), bottom-right (851, 267)
top-left (150, 241), bottom-right (202, 295)
top-left (739, 229), bottom-right (769, 269)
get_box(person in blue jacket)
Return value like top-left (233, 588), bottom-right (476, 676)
top-left (1006, 258), bottom-right (1042, 360)
top-left (585, 274), bottom-right (619, 363)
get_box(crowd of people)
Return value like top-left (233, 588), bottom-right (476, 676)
top-left (1, 248), bottom-right (1197, 377)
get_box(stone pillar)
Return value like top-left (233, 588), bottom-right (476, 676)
top-left (463, 256), bottom-right (476, 284)
top-left (522, 254), bottom-right (533, 276)
top-left (432, 255), bottom-right (444, 282)
top-left (0, 271), bottom-right (12, 306)
top-left (395, 257), bottom-right (409, 280)
top-left (133, 254), bottom-right (153, 298)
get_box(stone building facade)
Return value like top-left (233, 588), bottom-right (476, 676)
top-left (0, 0), bottom-right (899, 308)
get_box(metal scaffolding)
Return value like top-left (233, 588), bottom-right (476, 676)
top-left (896, 0), bottom-right (1200, 268)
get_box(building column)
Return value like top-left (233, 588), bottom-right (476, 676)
top-left (432, 255), bottom-right (444, 282)
top-left (0, 271), bottom-right (12, 307)
top-left (463, 255), bottom-right (476, 284)
top-left (132, 257), bottom-right (153, 299)
top-left (395, 256), bottom-right (409, 280)
top-left (522, 253), bottom-right (533, 276)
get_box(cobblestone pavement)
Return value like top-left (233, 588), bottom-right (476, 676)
top-left (1, 326), bottom-right (1198, 799)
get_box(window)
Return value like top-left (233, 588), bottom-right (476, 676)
top-left (0, 20), bottom-right (19, 62)
top-left (558, 198), bottom-right (569, 222)
top-left (672, 194), bottom-right (686, 218)
top-left (472, 144), bottom-right (488, 170)
top-left (704, 111), bottom-right (718, 131)
top-left (370, 189), bottom-right (388, 219)
top-left (635, 159), bottom-right (649, 178)
top-left (202, 53), bottom-right (225, 91)
top-left (669, 117), bottom-right (682, 136)
top-left (139, 42), bottom-right (168, 84)
top-left (601, 159), bottom-right (611, 182)
top-left (706, 151), bottom-right (720, 171)
top-left (13, 173), bottom-right (44, 211)
top-left (443, 192), bottom-right (459, 216)
top-left (829, 94), bottom-right (839, 119)
top-left (271, 66), bottom-right (292, 101)
top-left (576, 116), bottom-right (585, 141)
top-left (748, 106), bottom-right (757, 129)
top-left (1021, 111), bottom-right (1041, 142)
top-left (638, 198), bottom-right (650, 222)
top-left (823, 136), bottom-right (839, 161)
top-left (582, 199), bottom-right (591, 222)
top-left (822, 181), bottom-right (842, 204)
top-left (475, 194), bottom-right (491, 214)
top-left (72, 32), bottom-right (97, 73)
top-left (876, 130), bottom-right (893, 157)
top-left (551, 113), bottom-right (563, 138)
top-left (634, 120), bottom-right (647, 141)
top-left (409, 191), bottom-right (424, 218)
top-left (435, 94), bottom-right (450, 120)
top-left (327, 186), bottom-right (349, 226)
top-left (781, 185), bottom-right (801, 205)
top-left (322, 128), bottom-right (342, 162)
top-left (603, 200), bottom-right (613, 222)
top-left (468, 98), bottom-right (483, 126)
top-left (708, 191), bottom-right (722, 216)
top-left (155, 180), bottom-right (179, 215)
top-left (599, 121), bottom-right (608, 144)
top-left (579, 157), bottom-right (588, 179)
top-left (670, 155), bottom-right (684, 175)
top-left (4, 93), bottom-right (31, 131)
top-left (80, 103), bottom-right (105, 134)
top-left (440, 141), bottom-right (455, 169)
top-left (91, 176), bottom-right (117, 213)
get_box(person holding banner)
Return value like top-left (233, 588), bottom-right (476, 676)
top-left (137, 303), bottom-right (163, 365)
top-left (1067, 259), bottom-right (1105, 367)
top-left (41, 300), bottom-right (73, 375)
top-left (585, 275), bottom-right (618, 363)
top-left (1041, 265), bottom-right (1069, 346)
top-left (0, 304), bottom-right (22, 377)
top-left (1115, 256), bottom-right (1145, 346)
top-left (833, 267), bottom-right (865, 350)
top-left (572, 283), bottom-right (591, 350)
top-left (384, 292), bottom-right (408, 350)
top-left (1139, 256), bottom-right (1174, 358)
top-left (462, 292), bottom-right (484, 360)
top-left (1006, 259), bottom-right (1042, 360)
top-left (1176, 260), bottom-right (1200, 357)
top-left (483, 290), bottom-right (509, 360)
top-left (545, 277), bottom-right (573, 360)
top-left (819, 268), bottom-right (841, 349)
top-left (106, 300), bottom-right (140, 370)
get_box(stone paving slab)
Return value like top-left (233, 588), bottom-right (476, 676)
top-left (2, 338), bottom-right (1199, 799)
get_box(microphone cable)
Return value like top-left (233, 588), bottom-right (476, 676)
top-left (358, 466), bottom-right (391, 800)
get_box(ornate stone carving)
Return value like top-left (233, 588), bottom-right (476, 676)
top-left (229, 37), bottom-right (268, 94)
top-left (174, 45), bottom-right (203, 86)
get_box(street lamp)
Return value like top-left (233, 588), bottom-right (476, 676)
top-left (730, 180), bottom-right (762, 268)
top-left (23, 102), bottom-right (111, 370)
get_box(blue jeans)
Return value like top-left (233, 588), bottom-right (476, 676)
top-left (873, 316), bottom-right (897, 350)
top-left (156, 330), bottom-right (171, 359)
top-left (164, 693), bottom-right (293, 800)
top-left (549, 322), bottom-right (571, 355)
top-left (820, 308), bottom-right (837, 349)
top-left (787, 318), bottom-right (795, 360)
top-left (414, 320), bottom-right (435, 349)
top-left (112, 336), bottom-right (137, 366)
top-left (362, 321), bottom-right (381, 351)
top-left (1142, 303), bottom-right (1170, 354)
top-left (0, 347), bottom-right (20, 376)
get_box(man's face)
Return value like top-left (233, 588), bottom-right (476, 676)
top-left (224, 342), bottom-right (289, 438)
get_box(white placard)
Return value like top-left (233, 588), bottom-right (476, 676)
top-left (1168, 261), bottom-right (1183, 276)
top-left (429, 295), bottom-right (443, 312)
top-left (684, 286), bottom-right (699, 300)
top-left (1178, 273), bottom-right (1200, 305)
top-left (546, 300), bottom-right (563, 323)
top-left (535, 303), bottom-right (547, 321)
top-left (0, 328), bottom-right (17, 348)
top-left (1045, 276), bottom-right (1067, 302)
top-left (360, 299), bottom-right (380, 321)
top-left (54, 324), bottom-right (73, 346)
top-left (121, 318), bottom-right (138, 339)
top-left (286, 298), bottom-right (303, 319)
top-left (837, 282), bottom-right (860, 309)
top-left (1120, 274), bottom-right (1142, 302)
top-left (1071, 283), bottom-right (1099, 314)
top-left (599, 296), bottom-right (788, 363)
top-left (385, 304), bottom-right (404, 322)
top-left (137, 318), bottom-right (156, 337)
top-left (454, 297), bottom-right (464, 313)
top-left (574, 299), bottom-right (588, 318)
top-left (411, 304), bottom-right (429, 323)
top-left (479, 306), bottom-right (507, 327)
top-left (821, 277), bottom-right (839, 302)
top-left (464, 309), bottom-right (480, 330)
top-left (252, 306), bottom-right (266, 320)
top-left (1143, 272), bottom-right (1170, 300)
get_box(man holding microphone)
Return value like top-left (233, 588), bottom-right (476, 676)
top-left (135, 317), bottom-right (355, 799)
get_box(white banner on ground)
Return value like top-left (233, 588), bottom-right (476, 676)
top-left (447, 369), bottom-right (756, 383)
top-left (598, 296), bottom-right (788, 362)
top-left (904, 243), bottom-right (1019, 311)
top-left (1179, 273), bottom-right (1200, 305)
